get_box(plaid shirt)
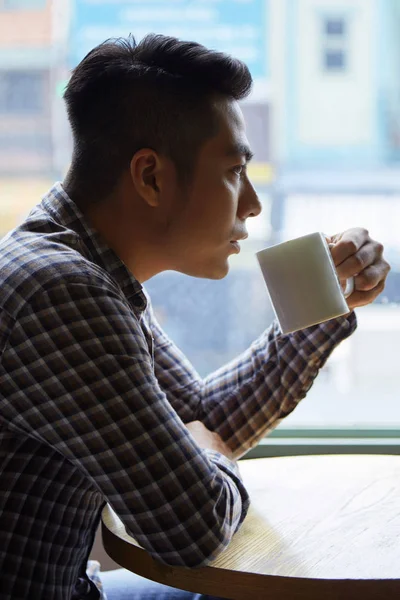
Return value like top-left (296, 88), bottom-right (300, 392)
top-left (0, 183), bottom-right (356, 599)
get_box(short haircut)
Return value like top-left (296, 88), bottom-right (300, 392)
top-left (64, 34), bottom-right (252, 204)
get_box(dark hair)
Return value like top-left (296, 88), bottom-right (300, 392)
top-left (63, 34), bottom-right (252, 203)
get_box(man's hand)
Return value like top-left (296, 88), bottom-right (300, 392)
top-left (186, 421), bottom-right (235, 461)
top-left (327, 228), bottom-right (390, 310)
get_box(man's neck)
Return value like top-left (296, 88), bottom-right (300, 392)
top-left (63, 170), bottom-right (171, 283)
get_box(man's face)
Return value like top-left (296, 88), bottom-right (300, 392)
top-left (165, 97), bottom-right (262, 279)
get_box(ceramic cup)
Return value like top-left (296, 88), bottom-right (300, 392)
top-left (256, 232), bottom-right (354, 334)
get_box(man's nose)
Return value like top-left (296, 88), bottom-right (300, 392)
top-left (239, 180), bottom-right (262, 219)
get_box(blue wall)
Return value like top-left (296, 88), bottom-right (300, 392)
top-left (69, 0), bottom-right (269, 80)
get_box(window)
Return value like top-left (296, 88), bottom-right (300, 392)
top-left (0, 71), bottom-right (44, 114)
top-left (325, 18), bottom-right (346, 37)
top-left (322, 16), bottom-right (348, 73)
top-left (0, 0), bottom-right (399, 450)
top-left (324, 49), bottom-right (346, 70)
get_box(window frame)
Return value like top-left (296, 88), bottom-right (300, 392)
top-left (243, 427), bottom-right (400, 459)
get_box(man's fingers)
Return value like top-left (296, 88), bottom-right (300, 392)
top-left (347, 279), bottom-right (386, 309)
top-left (328, 228), bottom-right (390, 309)
top-left (354, 262), bottom-right (390, 292)
top-left (329, 228), bottom-right (370, 266)
top-left (335, 242), bottom-right (375, 279)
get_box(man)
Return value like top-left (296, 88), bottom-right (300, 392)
top-left (0, 34), bottom-right (389, 600)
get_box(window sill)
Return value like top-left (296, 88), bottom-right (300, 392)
top-left (243, 435), bottom-right (400, 459)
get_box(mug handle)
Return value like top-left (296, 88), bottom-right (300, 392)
top-left (344, 276), bottom-right (354, 298)
top-left (328, 241), bottom-right (354, 299)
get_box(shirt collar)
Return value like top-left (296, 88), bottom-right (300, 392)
top-left (41, 182), bottom-right (147, 311)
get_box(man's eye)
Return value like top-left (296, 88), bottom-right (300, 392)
top-left (232, 165), bottom-right (245, 176)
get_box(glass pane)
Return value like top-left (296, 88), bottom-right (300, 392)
top-left (0, 0), bottom-right (399, 431)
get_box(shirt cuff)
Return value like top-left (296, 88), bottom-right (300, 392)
top-left (204, 449), bottom-right (250, 530)
top-left (278, 311), bottom-right (357, 364)
top-left (204, 449), bottom-right (242, 481)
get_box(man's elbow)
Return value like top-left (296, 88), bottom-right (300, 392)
top-left (149, 515), bottom-right (241, 569)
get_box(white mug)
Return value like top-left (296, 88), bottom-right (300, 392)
top-left (256, 232), bottom-right (354, 334)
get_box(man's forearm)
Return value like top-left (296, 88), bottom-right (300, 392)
top-left (147, 300), bottom-right (356, 458)
top-left (198, 314), bottom-right (357, 457)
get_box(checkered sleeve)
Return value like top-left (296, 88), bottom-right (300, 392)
top-left (0, 273), bottom-right (249, 567)
top-left (148, 303), bottom-right (357, 457)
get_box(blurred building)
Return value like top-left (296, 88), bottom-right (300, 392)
top-left (0, 0), bottom-right (53, 176)
top-left (268, 0), bottom-right (400, 279)
top-left (0, 0), bottom-right (70, 237)
top-left (270, 0), bottom-right (400, 171)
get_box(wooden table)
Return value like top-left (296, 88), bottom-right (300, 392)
top-left (102, 455), bottom-right (400, 599)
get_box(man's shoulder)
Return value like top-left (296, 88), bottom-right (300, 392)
top-left (0, 207), bottom-right (116, 319)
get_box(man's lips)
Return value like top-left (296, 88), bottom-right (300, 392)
top-left (230, 233), bottom-right (248, 243)
top-left (230, 241), bottom-right (241, 253)
top-left (229, 233), bottom-right (248, 253)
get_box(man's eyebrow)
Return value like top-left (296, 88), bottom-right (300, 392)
top-left (227, 143), bottom-right (254, 163)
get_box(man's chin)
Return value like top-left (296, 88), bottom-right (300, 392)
top-left (177, 260), bottom-right (230, 280)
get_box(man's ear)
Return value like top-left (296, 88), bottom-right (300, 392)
top-left (129, 149), bottom-right (163, 207)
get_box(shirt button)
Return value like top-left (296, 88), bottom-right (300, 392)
top-left (73, 576), bottom-right (92, 598)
